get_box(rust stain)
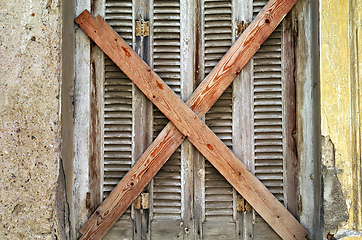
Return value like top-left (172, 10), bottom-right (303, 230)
top-left (156, 81), bottom-right (164, 90)
top-left (121, 46), bottom-right (131, 57)
top-left (207, 144), bottom-right (213, 150)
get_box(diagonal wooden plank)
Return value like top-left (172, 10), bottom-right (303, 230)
top-left (75, 0), bottom-right (306, 238)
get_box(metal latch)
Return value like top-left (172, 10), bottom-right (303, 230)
top-left (236, 20), bottom-right (251, 36)
top-left (237, 195), bottom-right (252, 212)
top-left (134, 193), bottom-right (149, 209)
top-left (136, 20), bottom-right (149, 37)
top-left (298, 195), bottom-right (302, 212)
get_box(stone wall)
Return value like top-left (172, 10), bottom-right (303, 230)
top-left (0, 0), bottom-right (66, 239)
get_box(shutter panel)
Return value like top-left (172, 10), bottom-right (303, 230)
top-left (202, 0), bottom-right (237, 238)
top-left (253, 26), bottom-right (284, 240)
top-left (103, 0), bottom-right (133, 198)
top-left (253, 26), bottom-right (284, 203)
top-left (150, 1), bottom-right (184, 238)
top-left (252, 0), bottom-right (292, 239)
top-left (90, 0), bottom-right (296, 238)
top-left (103, 1), bottom-right (133, 238)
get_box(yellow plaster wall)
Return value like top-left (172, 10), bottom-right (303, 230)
top-left (320, 0), bottom-right (362, 233)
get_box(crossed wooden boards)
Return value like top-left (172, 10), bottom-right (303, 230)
top-left (75, 0), bottom-right (308, 239)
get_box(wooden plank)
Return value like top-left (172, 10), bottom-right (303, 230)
top-left (194, 0), bottom-right (205, 239)
top-left (233, 0), bottom-right (255, 238)
top-left (254, 215), bottom-right (282, 240)
top-left (103, 219), bottom-right (133, 240)
top-left (151, 220), bottom-right (183, 239)
top-left (180, 0), bottom-right (196, 239)
top-left (203, 222), bottom-right (236, 240)
top-left (132, 1), bottom-right (152, 239)
top-left (89, 43), bottom-right (104, 213)
top-left (88, 0), bottom-right (105, 214)
top-left (75, 1), bottom-right (307, 238)
top-left (282, 11), bottom-right (299, 218)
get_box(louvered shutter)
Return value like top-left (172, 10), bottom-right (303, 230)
top-left (252, 24), bottom-right (284, 240)
top-left (102, 1), bottom-right (134, 239)
top-left (201, 0), bottom-right (237, 238)
top-left (89, 0), bottom-right (296, 238)
top-left (198, 0), bottom-right (296, 238)
top-left (150, 0), bottom-right (184, 238)
top-left (240, 0), bottom-right (296, 239)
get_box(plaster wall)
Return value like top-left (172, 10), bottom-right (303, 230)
top-left (320, 0), bottom-right (362, 238)
top-left (0, 0), bottom-right (66, 239)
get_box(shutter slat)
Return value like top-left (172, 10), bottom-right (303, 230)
top-left (203, 0), bottom-right (233, 222)
top-left (102, 1), bottom-right (132, 221)
top-left (152, 0), bottom-right (182, 221)
top-left (104, 0), bottom-right (132, 46)
top-left (253, 0), bottom-right (285, 210)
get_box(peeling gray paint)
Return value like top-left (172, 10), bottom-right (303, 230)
top-left (295, 0), bottom-right (322, 238)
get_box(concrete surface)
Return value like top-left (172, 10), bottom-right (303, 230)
top-left (0, 0), bottom-right (66, 239)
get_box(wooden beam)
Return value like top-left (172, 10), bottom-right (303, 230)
top-left (75, 0), bottom-right (307, 238)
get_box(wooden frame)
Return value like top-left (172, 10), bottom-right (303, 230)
top-left (75, 0), bottom-right (307, 238)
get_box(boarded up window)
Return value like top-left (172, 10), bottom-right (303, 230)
top-left (89, 0), bottom-right (297, 239)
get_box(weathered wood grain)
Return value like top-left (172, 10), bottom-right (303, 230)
top-left (282, 11), bottom-right (299, 218)
top-left (233, 1), bottom-right (255, 238)
top-left (75, 0), bottom-right (307, 238)
top-left (89, 43), bottom-right (104, 213)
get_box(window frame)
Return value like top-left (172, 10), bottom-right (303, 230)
top-left (66, 0), bottom-right (321, 239)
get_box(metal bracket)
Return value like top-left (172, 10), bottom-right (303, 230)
top-left (134, 193), bottom-right (149, 209)
top-left (86, 192), bottom-right (91, 209)
top-left (136, 20), bottom-right (150, 37)
top-left (298, 195), bottom-right (302, 212)
top-left (236, 20), bottom-right (251, 36)
top-left (237, 195), bottom-right (252, 212)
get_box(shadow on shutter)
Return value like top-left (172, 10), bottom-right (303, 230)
top-left (103, 0), bottom-right (133, 238)
top-left (150, 1), bottom-right (184, 238)
top-left (202, 0), bottom-right (236, 238)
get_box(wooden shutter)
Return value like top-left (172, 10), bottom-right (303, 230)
top-left (245, 0), bottom-right (296, 239)
top-left (200, 0), bottom-right (237, 238)
top-left (252, 24), bottom-right (284, 240)
top-left (197, 0), bottom-right (296, 238)
top-left (89, 0), bottom-right (296, 239)
top-left (150, 0), bottom-right (184, 238)
top-left (101, 0), bottom-right (134, 238)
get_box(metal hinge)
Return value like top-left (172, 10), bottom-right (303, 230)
top-left (134, 193), bottom-right (149, 209)
top-left (237, 195), bottom-right (252, 212)
top-left (236, 20), bottom-right (251, 36)
top-left (298, 195), bottom-right (302, 212)
top-left (135, 20), bottom-right (149, 37)
top-left (293, 19), bottom-right (298, 40)
top-left (86, 192), bottom-right (91, 209)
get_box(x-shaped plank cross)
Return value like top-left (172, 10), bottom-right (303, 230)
top-left (76, 0), bottom-right (307, 239)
